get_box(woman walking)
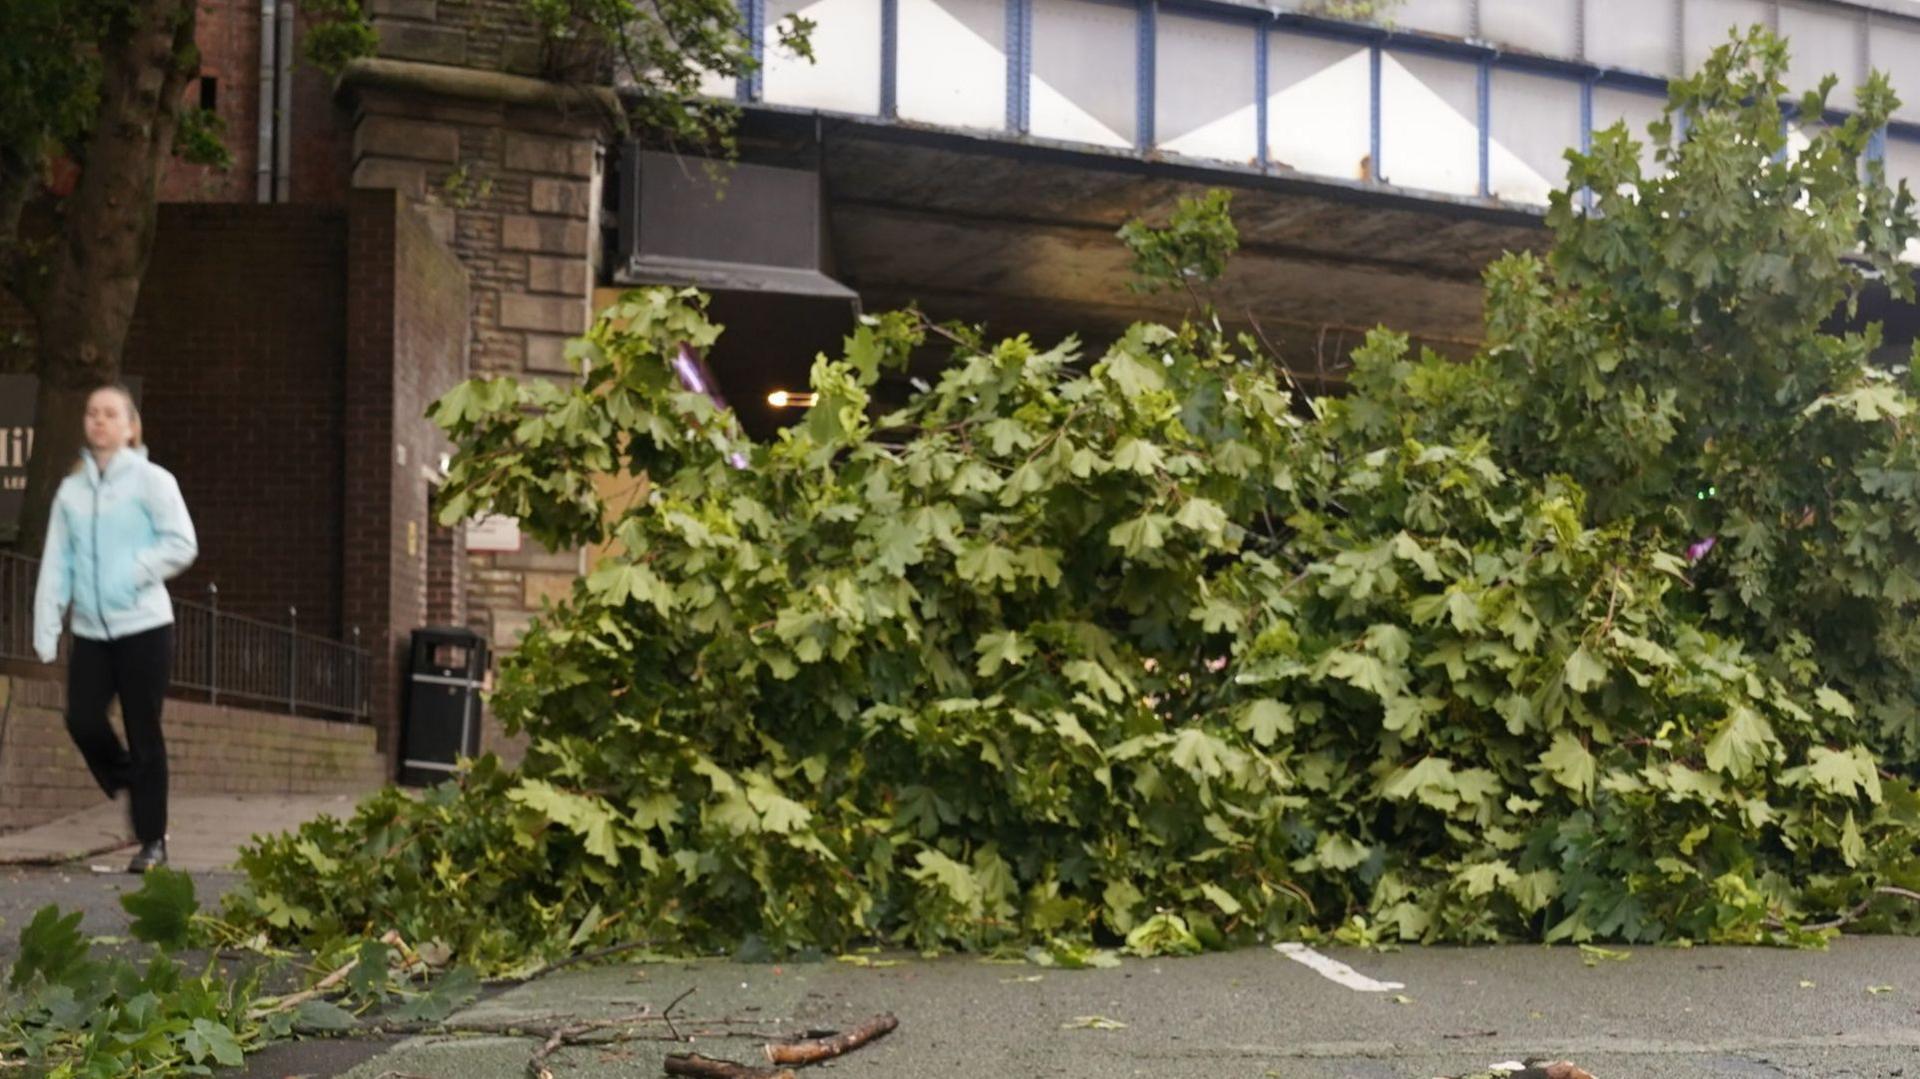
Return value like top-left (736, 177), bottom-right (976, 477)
top-left (33, 384), bottom-right (198, 873)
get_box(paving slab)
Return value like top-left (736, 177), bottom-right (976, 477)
top-left (0, 792), bottom-right (371, 871)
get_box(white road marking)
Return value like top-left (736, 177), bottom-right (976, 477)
top-left (1274, 942), bottom-right (1407, 992)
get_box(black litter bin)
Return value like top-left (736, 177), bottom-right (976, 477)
top-left (399, 626), bottom-right (489, 786)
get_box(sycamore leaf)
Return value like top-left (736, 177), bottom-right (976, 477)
top-left (1173, 497), bottom-right (1229, 537)
top-left (1840, 811), bottom-right (1866, 868)
top-left (1804, 746), bottom-right (1883, 804)
top-left (120, 867), bottom-right (199, 950)
top-left (1109, 513), bottom-right (1172, 558)
top-left (510, 780), bottom-right (622, 865)
top-left (1237, 699), bottom-right (1293, 746)
top-left (1563, 645), bottom-right (1610, 693)
top-left (1539, 732), bottom-right (1596, 800)
top-left (1705, 706), bottom-right (1778, 779)
top-left (975, 630), bottom-right (1035, 676)
top-left (1456, 860), bottom-right (1518, 898)
top-left (1104, 350), bottom-right (1166, 397)
top-left (957, 542), bottom-right (1020, 587)
top-left (1112, 437), bottom-right (1167, 475)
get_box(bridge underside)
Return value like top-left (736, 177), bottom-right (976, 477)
top-left (612, 110), bottom-right (1553, 432)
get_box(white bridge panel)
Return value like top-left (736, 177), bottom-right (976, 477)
top-left (1266, 34), bottom-right (1370, 182)
top-left (1156, 12), bottom-right (1258, 164)
top-left (1031, 0), bottom-right (1139, 148)
top-left (764, 0), bottom-right (883, 114)
top-left (899, 0), bottom-right (1009, 130)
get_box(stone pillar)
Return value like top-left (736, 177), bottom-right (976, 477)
top-left (338, 51), bottom-right (618, 764)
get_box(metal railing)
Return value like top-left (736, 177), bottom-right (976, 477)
top-left (0, 550), bottom-right (370, 722)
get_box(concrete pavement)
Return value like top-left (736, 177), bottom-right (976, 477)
top-left (0, 791), bottom-right (370, 871)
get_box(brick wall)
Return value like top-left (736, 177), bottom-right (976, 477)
top-left (160, 0), bottom-right (353, 204)
top-left (343, 189), bottom-right (472, 754)
top-left (0, 674), bottom-right (385, 835)
top-left (162, 0), bottom-right (263, 203)
top-left (123, 204), bottom-right (350, 635)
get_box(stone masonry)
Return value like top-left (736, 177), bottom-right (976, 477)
top-left (345, 5), bottom-right (622, 759)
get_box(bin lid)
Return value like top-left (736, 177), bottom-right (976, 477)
top-left (411, 625), bottom-right (487, 647)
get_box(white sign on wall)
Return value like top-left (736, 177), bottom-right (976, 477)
top-left (465, 514), bottom-right (522, 553)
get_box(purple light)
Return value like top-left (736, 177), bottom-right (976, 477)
top-left (672, 343), bottom-right (708, 395)
top-left (1685, 536), bottom-right (1717, 564)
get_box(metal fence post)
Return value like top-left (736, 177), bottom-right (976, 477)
top-left (288, 606), bottom-right (298, 714)
top-left (352, 626), bottom-right (364, 721)
top-left (208, 583), bottom-right (220, 707)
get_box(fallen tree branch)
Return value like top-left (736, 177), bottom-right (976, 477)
top-left (662, 985), bottom-right (696, 1043)
top-left (494, 939), bottom-right (655, 987)
top-left (252, 930), bottom-right (405, 1017)
top-left (663, 1053), bottom-right (796, 1079)
top-left (1770, 886), bottom-right (1920, 932)
top-left (526, 1008), bottom-right (653, 1079)
top-left (762, 1013), bottom-right (897, 1066)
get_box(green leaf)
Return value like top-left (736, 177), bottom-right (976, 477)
top-left (187, 1019), bottom-right (245, 1067)
top-left (1539, 732), bottom-right (1596, 801)
top-left (1173, 497), bottom-right (1229, 537)
top-left (393, 968), bottom-right (482, 1024)
top-left (1108, 513), bottom-right (1171, 558)
top-left (1236, 699), bottom-right (1293, 746)
top-left (120, 867), bottom-right (199, 950)
top-left (1704, 706), bottom-right (1777, 779)
top-left (1111, 437), bottom-right (1167, 475)
top-left (292, 999), bottom-right (358, 1033)
top-left (1563, 645), bottom-right (1609, 693)
top-left (1455, 860), bottom-right (1518, 898)
top-left (975, 630), bottom-right (1035, 676)
top-left (8, 906), bottom-right (92, 990)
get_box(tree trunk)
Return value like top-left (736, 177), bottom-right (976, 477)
top-left (13, 0), bottom-right (198, 554)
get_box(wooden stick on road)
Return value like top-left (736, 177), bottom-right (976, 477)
top-left (761, 1013), bottom-right (898, 1067)
top-left (662, 1052), bottom-right (796, 1079)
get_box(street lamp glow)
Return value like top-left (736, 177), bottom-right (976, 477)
top-left (767, 390), bottom-right (817, 408)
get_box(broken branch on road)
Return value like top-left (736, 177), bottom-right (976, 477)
top-left (761, 1013), bottom-right (897, 1066)
top-left (663, 1052), bottom-right (797, 1079)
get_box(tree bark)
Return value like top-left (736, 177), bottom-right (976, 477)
top-left (761, 1013), bottom-right (898, 1066)
top-left (12, 0), bottom-right (199, 553)
top-left (662, 1053), bottom-right (795, 1079)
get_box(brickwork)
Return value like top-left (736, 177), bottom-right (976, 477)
top-left (342, 189), bottom-right (472, 755)
top-left (123, 204), bottom-right (350, 634)
top-left (161, 0), bottom-right (353, 204)
top-left (0, 675), bottom-right (384, 835)
top-left (161, 0), bottom-right (263, 203)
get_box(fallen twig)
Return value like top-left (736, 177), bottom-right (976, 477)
top-left (1771, 885), bottom-right (1920, 932)
top-left (526, 1008), bottom-right (654, 1079)
top-left (662, 985), bottom-right (696, 1043)
top-left (663, 1052), bottom-right (796, 1079)
top-left (762, 1013), bottom-right (898, 1066)
top-left (252, 930), bottom-right (404, 1017)
top-left (495, 940), bottom-right (656, 987)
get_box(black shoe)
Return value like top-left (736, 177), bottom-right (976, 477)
top-left (127, 840), bottom-right (167, 873)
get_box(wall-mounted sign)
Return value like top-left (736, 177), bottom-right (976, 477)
top-left (0, 376), bottom-right (32, 533)
top-left (465, 514), bottom-right (522, 553)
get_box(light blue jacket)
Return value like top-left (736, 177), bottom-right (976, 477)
top-left (33, 446), bottom-right (198, 662)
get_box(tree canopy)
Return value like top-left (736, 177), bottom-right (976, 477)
top-left (227, 30), bottom-right (1920, 971)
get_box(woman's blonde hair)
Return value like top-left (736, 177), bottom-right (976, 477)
top-left (71, 384), bottom-right (143, 473)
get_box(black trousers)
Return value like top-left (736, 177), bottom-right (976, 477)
top-left (66, 625), bottom-right (172, 844)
